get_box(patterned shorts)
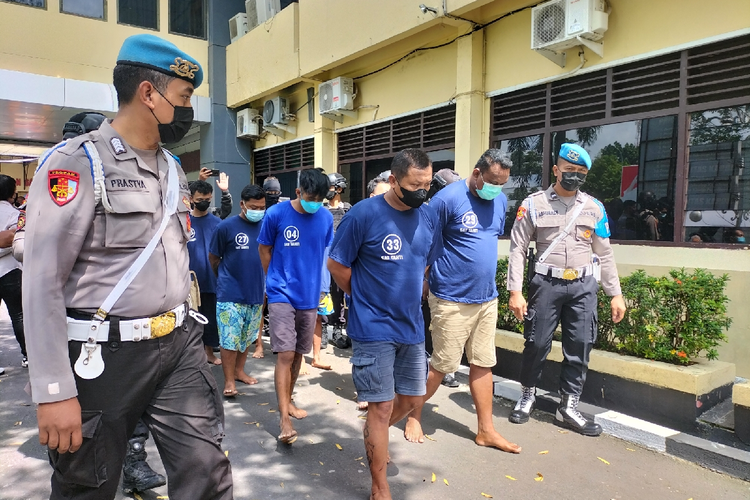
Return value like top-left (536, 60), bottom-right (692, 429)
top-left (216, 302), bottom-right (263, 352)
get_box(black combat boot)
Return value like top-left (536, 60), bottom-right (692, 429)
top-left (555, 394), bottom-right (602, 436)
top-left (122, 438), bottom-right (166, 494)
top-left (331, 325), bottom-right (351, 349)
top-left (508, 386), bottom-right (536, 424)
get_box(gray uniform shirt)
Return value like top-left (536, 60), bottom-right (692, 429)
top-left (23, 120), bottom-right (192, 403)
top-left (508, 185), bottom-right (621, 297)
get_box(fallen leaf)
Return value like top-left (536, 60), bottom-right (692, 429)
top-left (336, 400), bottom-right (340, 404)
top-left (443, 478), bottom-right (449, 486)
top-left (626, 448), bottom-right (635, 452)
top-left (432, 407), bottom-right (439, 412)
top-left (335, 443), bottom-right (343, 450)
top-left (224, 450), bottom-right (229, 457)
top-left (319, 461), bottom-right (324, 466)
top-left (358, 415), bottom-right (367, 420)
top-left (268, 409), bottom-right (276, 413)
top-left (256, 423), bottom-right (260, 427)
top-left (597, 457), bottom-right (610, 465)
top-left (360, 462), bottom-right (366, 466)
top-left (13, 421), bottom-right (21, 426)
top-left (558, 430), bottom-right (569, 434)
top-left (258, 402), bottom-right (269, 406)
top-left (133, 494), bottom-right (143, 500)
top-left (156, 497), bottom-right (168, 499)
top-left (280, 482), bottom-right (284, 488)
top-left (355, 457), bottom-right (363, 461)
top-left (505, 475), bottom-right (517, 481)
top-left (431, 473), bottom-right (436, 483)
top-left (424, 435), bottom-right (436, 442)
top-left (336, 387), bottom-right (343, 391)
top-left (310, 473), bottom-right (320, 476)
top-left (244, 421), bottom-right (258, 425)
top-left (535, 472), bottom-right (544, 482)
top-left (538, 450), bottom-right (548, 455)
top-left (481, 494), bottom-right (493, 498)
top-left (309, 439), bottom-right (315, 444)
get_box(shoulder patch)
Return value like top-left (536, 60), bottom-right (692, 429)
top-left (16, 211), bottom-right (25, 231)
top-left (48, 169), bottom-right (80, 206)
top-left (516, 205), bottom-right (527, 221)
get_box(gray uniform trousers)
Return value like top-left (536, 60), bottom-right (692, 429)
top-left (519, 272), bottom-right (598, 396)
top-left (48, 314), bottom-right (233, 500)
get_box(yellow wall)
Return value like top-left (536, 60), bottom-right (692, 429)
top-left (0, 0), bottom-right (210, 97)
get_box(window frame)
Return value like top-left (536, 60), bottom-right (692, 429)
top-left (117, 0), bottom-right (159, 31)
top-left (168, 0), bottom-right (207, 40)
top-left (1, 0), bottom-right (46, 9)
top-left (490, 35), bottom-right (750, 248)
top-left (60, 0), bottom-right (107, 21)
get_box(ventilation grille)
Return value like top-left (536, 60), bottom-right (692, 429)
top-left (550, 70), bottom-right (607, 127)
top-left (253, 138), bottom-right (314, 176)
top-left (612, 52), bottom-right (681, 116)
top-left (338, 105), bottom-right (456, 162)
top-left (492, 86), bottom-right (547, 137)
top-left (687, 34), bottom-right (750, 106)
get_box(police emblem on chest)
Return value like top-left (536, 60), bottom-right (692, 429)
top-left (48, 170), bottom-right (80, 206)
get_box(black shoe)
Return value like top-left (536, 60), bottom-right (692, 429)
top-left (441, 373), bottom-right (460, 388)
top-left (555, 394), bottom-right (602, 437)
top-left (508, 386), bottom-right (536, 424)
top-left (122, 440), bottom-right (166, 493)
top-left (331, 326), bottom-right (351, 349)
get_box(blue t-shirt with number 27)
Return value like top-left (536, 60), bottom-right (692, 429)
top-left (257, 201), bottom-right (333, 310)
top-left (329, 195), bottom-right (443, 344)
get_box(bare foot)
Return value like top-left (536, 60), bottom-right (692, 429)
top-left (252, 344), bottom-right (264, 359)
top-left (357, 401), bottom-right (369, 411)
top-left (207, 355), bottom-right (222, 365)
top-left (235, 372), bottom-right (258, 385)
top-left (370, 485), bottom-right (392, 500)
top-left (223, 388), bottom-right (238, 397)
top-left (404, 416), bottom-right (425, 443)
top-left (475, 430), bottom-right (522, 454)
top-left (299, 359), bottom-right (310, 376)
top-left (311, 360), bottom-right (332, 370)
top-left (278, 420), bottom-right (298, 444)
top-left (289, 402), bottom-right (308, 420)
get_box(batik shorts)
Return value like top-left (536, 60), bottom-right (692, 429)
top-left (217, 302), bottom-right (263, 352)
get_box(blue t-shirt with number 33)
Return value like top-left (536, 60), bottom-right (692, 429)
top-left (329, 195), bottom-right (443, 344)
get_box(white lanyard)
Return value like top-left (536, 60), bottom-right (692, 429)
top-left (537, 199), bottom-right (586, 264)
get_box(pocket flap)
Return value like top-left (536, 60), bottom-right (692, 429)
top-left (107, 191), bottom-right (156, 215)
top-left (350, 355), bottom-right (376, 367)
top-left (80, 410), bottom-right (103, 439)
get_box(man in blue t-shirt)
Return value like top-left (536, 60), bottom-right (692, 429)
top-left (188, 180), bottom-right (222, 365)
top-left (258, 169), bottom-right (333, 445)
top-left (404, 149), bottom-right (522, 455)
top-left (328, 149), bottom-right (442, 500)
top-left (209, 184), bottom-right (267, 397)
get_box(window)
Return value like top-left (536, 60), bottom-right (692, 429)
top-left (119, 0), bottom-right (157, 30)
top-left (3, 0), bottom-right (45, 8)
top-left (496, 134), bottom-right (543, 235)
top-left (170, 0), bottom-right (205, 39)
top-left (685, 105), bottom-right (750, 244)
top-left (61, 0), bottom-right (105, 19)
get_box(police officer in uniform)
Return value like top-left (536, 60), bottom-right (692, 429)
top-left (507, 143), bottom-right (626, 436)
top-left (23, 34), bottom-right (232, 499)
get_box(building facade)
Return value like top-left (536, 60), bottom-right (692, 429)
top-left (226, 0), bottom-right (750, 375)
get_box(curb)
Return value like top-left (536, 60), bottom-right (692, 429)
top-left (468, 370), bottom-right (750, 482)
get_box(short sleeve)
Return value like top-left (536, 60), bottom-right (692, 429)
top-left (325, 213), bottom-right (334, 247)
top-left (257, 207), bottom-right (277, 246)
top-left (426, 209), bottom-right (444, 267)
top-left (592, 198), bottom-right (611, 238)
top-left (329, 209), bottom-right (363, 268)
top-left (209, 223), bottom-right (224, 257)
top-left (430, 195), bottom-right (450, 234)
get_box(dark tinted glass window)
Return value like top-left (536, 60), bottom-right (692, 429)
top-left (170, 0), bottom-right (205, 39)
top-left (61, 0), bottom-right (104, 19)
top-left (119, 0), bottom-right (157, 30)
top-left (3, 0), bottom-right (45, 7)
top-left (496, 134), bottom-right (544, 236)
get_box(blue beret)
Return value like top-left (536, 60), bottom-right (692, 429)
top-left (117, 34), bottom-right (203, 88)
top-left (558, 143), bottom-right (592, 170)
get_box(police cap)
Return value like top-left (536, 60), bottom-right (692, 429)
top-left (116, 34), bottom-right (203, 88)
top-left (558, 143), bottom-right (592, 170)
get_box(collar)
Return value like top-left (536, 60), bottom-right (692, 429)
top-left (97, 120), bottom-right (137, 161)
top-left (546, 184), bottom-right (585, 204)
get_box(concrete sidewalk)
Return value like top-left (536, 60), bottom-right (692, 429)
top-left (2, 325), bottom-right (750, 500)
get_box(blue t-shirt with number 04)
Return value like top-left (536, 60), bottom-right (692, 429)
top-left (329, 195), bottom-right (443, 344)
top-left (428, 180), bottom-right (507, 303)
top-left (257, 201), bottom-right (333, 310)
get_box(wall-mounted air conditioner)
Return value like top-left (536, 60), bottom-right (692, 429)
top-left (236, 108), bottom-right (260, 139)
top-left (229, 13), bottom-right (248, 44)
top-left (318, 77), bottom-right (356, 123)
top-left (531, 0), bottom-right (609, 67)
top-left (262, 97), bottom-right (295, 138)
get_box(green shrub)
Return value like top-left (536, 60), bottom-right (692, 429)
top-left (495, 259), bottom-right (731, 365)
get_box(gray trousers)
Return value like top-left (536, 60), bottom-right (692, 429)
top-left (48, 315), bottom-right (233, 500)
top-left (519, 273), bottom-right (598, 396)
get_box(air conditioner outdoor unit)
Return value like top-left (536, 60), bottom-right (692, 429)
top-left (319, 77), bottom-right (355, 115)
top-left (229, 13), bottom-right (248, 44)
top-left (236, 108), bottom-right (260, 139)
top-left (256, 0), bottom-right (281, 24)
top-left (262, 97), bottom-right (295, 138)
top-left (245, 0), bottom-right (258, 29)
top-left (531, 0), bottom-right (609, 67)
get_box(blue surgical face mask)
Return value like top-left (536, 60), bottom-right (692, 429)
top-left (300, 198), bottom-right (323, 214)
top-left (737, 237), bottom-right (746, 243)
top-left (476, 172), bottom-right (504, 201)
top-left (245, 208), bottom-right (265, 223)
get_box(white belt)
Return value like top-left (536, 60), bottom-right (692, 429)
top-left (535, 263), bottom-right (593, 281)
top-left (66, 304), bottom-right (187, 343)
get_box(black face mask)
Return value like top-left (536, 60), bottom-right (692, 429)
top-left (325, 190), bottom-right (336, 201)
top-left (397, 182), bottom-right (428, 209)
top-left (151, 86), bottom-right (194, 144)
top-left (265, 194), bottom-right (280, 208)
top-left (559, 171), bottom-right (587, 192)
top-left (194, 200), bottom-right (211, 212)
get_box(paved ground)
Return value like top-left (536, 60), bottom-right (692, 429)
top-left (2, 321), bottom-right (750, 500)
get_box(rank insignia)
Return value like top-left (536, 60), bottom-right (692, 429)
top-left (110, 137), bottom-right (127, 155)
top-left (516, 206), bottom-right (527, 221)
top-left (48, 170), bottom-right (80, 206)
top-left (16, 211), bottom-right (25, 230)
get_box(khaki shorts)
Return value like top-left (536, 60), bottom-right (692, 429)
top-left (428, 293), bottom-right (498, 374)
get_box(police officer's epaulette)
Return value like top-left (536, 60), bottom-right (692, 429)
top-left (529, 191), bottom-right (546, 199)
top-left (35, 133), bottom-right (97, 175)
